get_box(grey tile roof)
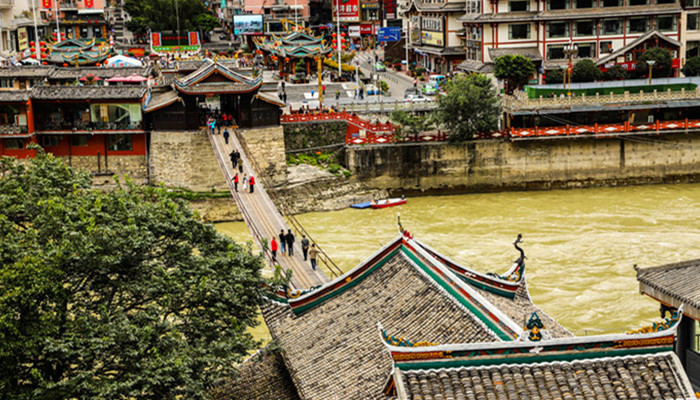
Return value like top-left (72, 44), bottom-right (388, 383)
top-left (637, 258), bottom-right (700, 320)
top-left (143, 88), bottom-right (181, 112)
top-left (262, 251), bottom-right (497, 400)
top-left (489, 46), bottom-right (543, 61)
top-left (400, 352), bottom-right (694, 400)
top-left (208, 348), bottom-right (300, 400)
top-left (0, 66), bottom-right (54, 78)
top-left (456, 60), bottom-right (495, 73)
top-left (460, 3), bottom-right (681, 21)
top-left (50, 66), bottom-right (153, 80)
top-left (0, 90), bottom-right (31, 102)
top-left (31, 86), bottom-right (147, 100)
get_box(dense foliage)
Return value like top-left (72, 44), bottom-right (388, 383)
top-left (391, 109), bottom-right (434, 138)
top-left (434, 74), bottom-right (502, 143)
top-left (681, 56), bottom-right (700, 77)
top-left (124, 0), bottom-right (219, 35)
top-left (493, 55), bottom-right (536, 94)
top-left (602, 65), bottom-right (629, 81)
top-left (0, 150), bottom-right (264, 400)
top-left (636, 47), bottom-right (673, 78)
top-left (544, 68), bottom-right (564, 84)
top-left (572, 59), bottom-right (602, 82)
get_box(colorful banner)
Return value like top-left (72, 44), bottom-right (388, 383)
top-left (360, 24), bottom-right (375, 35)
top-left (333, 0), bottom-right (360, 22)
top-left (421, 31), bottom-right (444, 46)
top-left (188, 31), bottom-right (200, 46)
top-left (42, 0), bottom-right (52, 9)
top-left (85, 0), bottom-right (93, 8)
top-left (18, 27), bottom-right (28, 51)
top-left (151, 32), bottom-right (161, 47)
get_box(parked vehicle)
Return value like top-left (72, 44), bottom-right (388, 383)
top-left (422, 74), bottom-right (446, 96)
top-left (365, 84), bottom-right (380, 95)
top-left (375, 62), bottom-right (386, 72)
top-left (404, 94), bottom-right (431, 103)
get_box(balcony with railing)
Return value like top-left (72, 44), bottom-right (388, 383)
top-left (36, 120), bottom-right (144, 132)
top-left (0, 124), bottom-right (29, 135)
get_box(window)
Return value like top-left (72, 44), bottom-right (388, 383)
top-left (547, 45), bottom-right (566, 59)
top-left (656, 15), bottom-right (677, 31)
top-left (577, 43), bottom-right (596, 58)
top-left (548, 0), bottom-right (569, 9)
top-left (108, 135), bottom-right (133, 151)
top-left (0, 79), bottom-right (12, 88)
top-left (509, 23), bottom-right (531, 39)
top-left (40, 136), bottom-right (60, 147)
top-left (71, 135), bottom-right (89, 146)
top-left (602, 19), bottom-right (622, 34)
top-left (466, 0), bottom-right (480, 13)
top-left (509, 0), bottom-right (529, 10)
top-left (93, 27), bottom-right (103, 38)
top-left (688, 41), bottom-right (700, 58)
top-left (692, 319), bottom-right (699, 355)
top-left (628, 17), bottom-right (649, 33)
top-left (656, 0), bottom-right (675, 4)
top-left (688, 0), bottom-right (700, 6)
top-left (600, 41), bottom-right (613, 53)
top-left (575, 0), bottom-right (593, 7)
top-left (574, 20), bottom-right (595, 36)
top-left (629, 0), bottom-right (649, 5)
top-left (602, 0), bottom-right (621, 6)
top-left (688, 13), bottom-right (700, 30)
top-left (5, 139), bottom-right (24, 149)
top-left (547, 22), bottom-right (569, 38)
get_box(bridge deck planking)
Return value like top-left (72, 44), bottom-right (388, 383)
top-left (208, 130), bottom-right (329, 289)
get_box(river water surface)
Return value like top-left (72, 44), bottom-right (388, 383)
top-left (216, 183), bottom-right (700, 340)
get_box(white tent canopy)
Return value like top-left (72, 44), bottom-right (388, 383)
top-left (105, 55), bottom-right (143, 67)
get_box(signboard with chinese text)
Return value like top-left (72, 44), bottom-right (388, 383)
top-left (384, 0), bottom-right (397, 19)
top-left (410, 16), bottom-right (421, 45)
top-left (18, 27), bottom-right (28, 51)
top-left (421, 17), bottom-right (444, 47)
top-left (42, 0), bottom-right (52, 8)
top-left (333, 0), bottom-right (360, 22)
top-left (85, 0), bottom-right (94, 8)
top-left (360, 24), bottom-right (375, 35)
top-left (349, 25), bottom-right (361, 37)
top-left (377, 27), bottom-right (400, 42)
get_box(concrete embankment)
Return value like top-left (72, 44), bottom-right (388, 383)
top-left (345, 133), bottom-right (700, 194)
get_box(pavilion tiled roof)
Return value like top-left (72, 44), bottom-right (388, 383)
top-left (31, 86), bottom-right (147, 100)
top-left (208, 348), bottom-right (300, 400)
top-left (262, 245), bottom-right (499, 400)
top-left (0, 90), bottom-right (31, 102)
top-left (636, 258), bottom-right (700, 320)
top-left (399, 352), bottom-right (693, 400)
top-left (0, 66), bottom-right (53, 78)
top-left (143, 88), bottom-right (181, 112)
top-left (173, 60), bottom-right (262, 94)
top-left (50, 66), bottom-right (153, 80)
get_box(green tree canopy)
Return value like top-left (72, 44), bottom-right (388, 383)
top-left (493, 55), bottom-right (536, 94)
top-left (391, 109), bottom-right (434, 138)
top-left (0, 150), bottom-right (264, 399)
top-left (602, 64), bottom-right (628, 81)
top-left (681, 56), bottom-right (700, 77)
top-left (544, 68), bottom-right (564, 84)
top-left (572, 59), bottom-right (602, 82)
top-left (434, 74), bottom-right (502, 143)
top-left (124, 0), bottom-right (218, 35)
top-left (636, 47), bottom-right (673, 78)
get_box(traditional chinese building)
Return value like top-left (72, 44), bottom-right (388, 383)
top-left (211, 232), bottom-right (696, 399)
top-left (254, 30), bottom-right (331, 80)
top-left (637, 258), bottom-right (700, 390)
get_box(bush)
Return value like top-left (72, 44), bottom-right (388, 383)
top-left (602, 65), bottom-right (628, 81)
top-left (415, 66), bottom-right (426, 76)
top-left (544, 69), bottom-right (564, 84)
top-left (682, 56), bottom-right (700, 77)
top-left (323, 58), bottom-right (359, 74)
top-left (328, 163), bottom-right (341, 174)
top-left (494, 55), bottom-right (536, 93)
top-left (380, 80), bottom-right (389, 92)
top-left (572, 59), bottom-right (602, 82)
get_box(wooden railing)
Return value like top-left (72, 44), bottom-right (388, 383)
top-left (504, 88), bottom-right (700, 110)
top-left (510, 119), bottom-right (700, 138)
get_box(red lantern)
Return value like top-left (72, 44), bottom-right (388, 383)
top-left (332, 45), bottom-right (337, 50)
top-left (284, 57), bottom-right (290, 62)
top-left (41, 54), bottom-right (47, 59)
top-left (30, 54), bottom-right (36, 59)
top-left (96, 63), bottom-right (100, 66)
top-left (341, 32), bottom-right (346, 37)
top-left (332, 39), bottom-right (337, 44)
top-left (62, 63), bottom-right (68, 67)
top-left (42, 61), bottom-right (48, 65)
top-left (40, 41), bottom-right (46, 46)
top-left (30, 41), bottom-right (35, 46)
top-left (332, 32), bottom-right (337, 37)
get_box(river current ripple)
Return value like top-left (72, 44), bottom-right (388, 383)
top-left (216, 183), bottom-right (700, 335)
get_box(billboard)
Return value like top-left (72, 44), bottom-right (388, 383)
top-left (421, 31), bottom-right (444, 46)
top-left (18, 27), bottom-right (28, 51)
top-left (333, 0), bottom-right (360, 22)
top-left (421, 17), bottom-right (444, 47)
top-left (233, 15), bottom-right (264, 35)
top-left (410, 16), bottom-right (421, 45)
top-left (384, 0), bottom-right (397, 19)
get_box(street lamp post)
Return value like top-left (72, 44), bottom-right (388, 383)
top-left (559, 64), bottom-right (567, 96)
top-left (563, 41), bottom-right (578, 96)
top-left (647, 59), bottom-right (656, 85)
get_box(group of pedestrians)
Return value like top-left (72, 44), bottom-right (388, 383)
top-left (232, 173), bottom-right (255, 193)
top-left (270, 231), bottom-right (319, 270)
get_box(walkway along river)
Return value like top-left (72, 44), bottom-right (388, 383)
top-left (217, 182), bottom-right (700, 336)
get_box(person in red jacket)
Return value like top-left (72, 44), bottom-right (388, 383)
top-left (233, 173), bottom-right (239, 192)
top-left (249, 175), bottom-right (255, 193)
top-left (270, 237), bottom-right (278, 263)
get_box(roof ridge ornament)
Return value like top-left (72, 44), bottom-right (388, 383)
top-left (626, 305), bottom-right (683, 335)
top-left (519, 312), bottom-right (550, 342)
top-left (379, 323), bottom-right (439, 347)
top-left (398, 214), bottom-right (412, 239)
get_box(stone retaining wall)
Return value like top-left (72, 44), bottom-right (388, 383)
top-left (59, 154), bottom-right (148, 186)
top-left (238, 126), bottom-right (287, 186)
top-left (346, 133), bottom-right (700, 193)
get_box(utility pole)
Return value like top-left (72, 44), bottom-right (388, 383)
top-left (318, 53), bottom-right (323, 105)
top-left (55, 0), bottom-right (60, 42)
top-left (335, 0), bottom-right (341, 75)
top-left (175, 0), bottom-right (181, 47)
top-left (31, 0), bottom-right (40, 61)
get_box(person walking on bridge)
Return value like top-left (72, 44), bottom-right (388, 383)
top-left (279, 229), bottom-right (286, 255)
top-left (309, 244), bottom-right (319, 271)
top-left (301, 235), bottom-right (310, 261)
top-left (233, 173), bottom-right (239, 192)
top-left (223, 128), bottom-right (230, 145)
top-left (285, 229), bottom-right (295, 256)
top-left (271, 237), bottom-right (278, 263)
top-left (248, 175), bottom-right (255, 193)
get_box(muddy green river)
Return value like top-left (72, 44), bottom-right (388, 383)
top-left (216, 183), bottom-right (700, 340)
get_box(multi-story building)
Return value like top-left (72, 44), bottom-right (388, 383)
top-left (400, 0), bottom-right (467, 74)
top-left (242, 0), bottom-right (309, 34)
top-left (0, 0), bottom-right (49, 53)
top-left (40, 0), bottom-right (109, 41)
top-left (455, 0), bottom-right (687, 78)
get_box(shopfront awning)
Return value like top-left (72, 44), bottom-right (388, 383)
top-left (77, 9), bottom-right (105, 14)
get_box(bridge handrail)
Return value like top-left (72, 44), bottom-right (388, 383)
top-left (510, 118), bottom-right (700, 138)
top-left (235, 130), bottom-right (345, 278)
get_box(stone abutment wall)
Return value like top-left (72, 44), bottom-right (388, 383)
top-left (346, 133), bottom-right (700, 193)
top-left (237, 126), bottom-right (287, 186)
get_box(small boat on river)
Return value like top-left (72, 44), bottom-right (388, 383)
top-left (350, 201), bottom-right (372, 209)
top-left (370, 198), bottom-right (407, 209)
